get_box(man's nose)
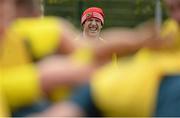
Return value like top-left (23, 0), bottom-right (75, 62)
top-left (91, 20), bottom-right (96, 25)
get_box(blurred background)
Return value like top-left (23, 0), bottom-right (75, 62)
top-left (44, 0), bottom-right (168, 29)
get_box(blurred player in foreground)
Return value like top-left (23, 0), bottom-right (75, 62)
top-left (31, 0), bottom-right (180, 117)
top-left (0, 0), bottom-right (165, 117)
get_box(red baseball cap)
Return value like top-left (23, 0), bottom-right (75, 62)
top-left (81, 7), bottom-right (104, 25)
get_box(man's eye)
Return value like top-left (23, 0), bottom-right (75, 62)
top-left (96, 20), bottom-right (100, 22)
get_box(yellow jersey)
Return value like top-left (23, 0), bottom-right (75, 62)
top-left (0, 17), bottom-right (62, 110)
top-left (90, 19), bottom-right (180, 116)
top-left (91, 48), bottom-right (180, 116)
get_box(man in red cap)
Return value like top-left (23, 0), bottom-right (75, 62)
top-left (81, 7), bottom-right (104, 41)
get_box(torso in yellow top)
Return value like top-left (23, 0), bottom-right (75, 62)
top-left (90, 19), bottom-right (180, 116)
top-left (0, 17), bottom-right (62, 110)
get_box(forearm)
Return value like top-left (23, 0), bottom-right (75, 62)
top-left (92, 29), bottom-right (148, 64)
top-left (37, 56), bottom-right (95, 94)
top-left (30, 101), bottom-right (85, 117)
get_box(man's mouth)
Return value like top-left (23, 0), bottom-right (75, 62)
top-left (89, 26), bottom-right (98, 32)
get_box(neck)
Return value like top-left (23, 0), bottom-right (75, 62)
top-left (83, 31), bottom-right (100, 40)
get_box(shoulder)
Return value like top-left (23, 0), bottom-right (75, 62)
top-left (161, 19), bottom-right (179, 37)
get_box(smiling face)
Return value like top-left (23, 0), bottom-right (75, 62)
top-left (83, 17), bottom-right (102, 38)
top-left (165, 0), bottom-right (180, 25)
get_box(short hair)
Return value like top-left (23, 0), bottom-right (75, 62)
top-left (16, 0), bottom-right (43, 14)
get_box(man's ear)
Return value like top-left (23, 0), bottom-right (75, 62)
top-left (81, 24), bottom-right (85, 31)
top-left (100, 24), bottom-right (103, 29)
